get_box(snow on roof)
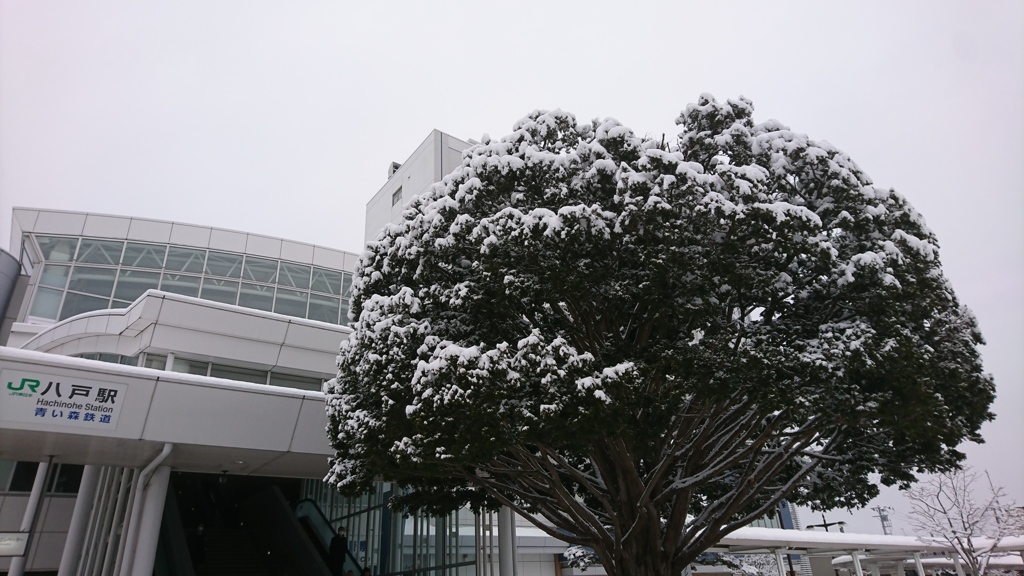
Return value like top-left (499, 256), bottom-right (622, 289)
top-left (716, 527), bottom-right (949, 554)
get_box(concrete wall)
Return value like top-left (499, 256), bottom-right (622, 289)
top-left (0, 249), bottom-right (27, 346)
top-left (364, 130), bottom-right (472, 243)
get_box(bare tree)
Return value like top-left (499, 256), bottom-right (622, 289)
top-left (905, 467), bottom-right (1021, 576)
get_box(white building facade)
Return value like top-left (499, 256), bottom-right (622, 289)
top-left (0, 205), bottom-right (485, 576)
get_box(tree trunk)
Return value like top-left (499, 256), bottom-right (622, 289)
top-left (597, 532), bottom-right (690, 576)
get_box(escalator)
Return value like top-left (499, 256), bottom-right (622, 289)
top-left (160, 472), bottom-right (350, 576)
top-left (238, 486), bottom-right (335, 575)
top-left (295, 498), bottom-right (363, 576)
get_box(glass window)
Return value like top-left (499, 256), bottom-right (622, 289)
top-left (308, 293), bottom-right (340, 324)
top-left (143, 354), bottom-right (167, 369)
top-left (113, 269), bottom-right (161, 302)
top-left (278, 263), bottom-right (311, 290)
top-left (340, 299), bottom-right (350, 324)
top-left (165, 247), bottom-right (206, 273)
top-left (122, 243), bottom-right (166, 269)
top-left (160, 273), bottom-right (201, 297)
top-left (200, 278), bottom-right (239, 304)
top-left (312, 268), bottom-right (343, 295)
top-left (238, 283), bottom-right (275, 312)
top-left (20, 242), bottom-right (36, 275)
top-left (269, 372), bottom-right (323, 392)
top-left (172, 358), bottom-right (209, 376)
top-left (7, 461), bottom-right (40, 492)
top-left (274, 288), bottom-right (308, 318)
top-left (48, 464), bottom-right (84, 494)
top-left (210, 364), bottom-right (267, 384)
top-left (59, 292), bottom-right (110, 320)
top-left (68, 266), bottom-right (117, 297)
top-left (205, 251), bottom-right (243, 278)
top-left (243, 257), bottom-right (278, 283)
top-left (76, 239), bottom-right (124, 265)
top-left (39, 264), bottom-right (71, 289)
top-left (342, 272), bottom-right (353, 297)
top-left (110, 300), bottom-right (132, 309)
top-left (0, 460), bottom-right (15, 490)
top-left (80, 353), bottom-right (136, 365)
top-left (35, 236), bottom-right (79, 262)
top-left (29, 287), bottom-right (63, 320)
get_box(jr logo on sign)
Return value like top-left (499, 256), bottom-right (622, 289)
top-left (6, 378), bottom-right (40, 397)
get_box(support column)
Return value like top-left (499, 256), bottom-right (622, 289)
top-left (56, 464), bottom-right (101, 576)
top-left (897, 560), bottom-right (907, 576)
top-left (498, 506), bottom-right (516, 576)
top-left (102, 468), bottom-right (135, 576)
top-left (117, 443), bottom-right (172, 576)
top-left (8, 459), bottom-right (51, 576)
top-left (913, 553), bottom-right (926, 576)
top-left (870, 564), bottom-right (881, 576)
top-left (952, 557), bottom-right (965, 576)
top-left (129, 466), bottom-right (171, 576)
top-left (850, 551), bottom-right (865, 576)
top-left (774, 549), bottom-right (787, 576)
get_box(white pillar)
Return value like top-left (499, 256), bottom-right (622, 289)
top-left (117, 443), bottom-right (172, 576)
top-left (913, 552), bottom-right (926, 576)
top-left (870, 564), bottom-right (881, 576)
top-left (774, 549), bottom-right (787, 576)
top-left (850, 551), bottom-right (865, 576)
top-left (897, 560), bottom-right (907, 576)
top-left (498, 506), bottom-right (517, 576)
top-left (952, 557), bottom-right (965, 576)
top-left (129, 466), bottom-right (171, 576)
top-left (8, 459), bottom-right (51, 576)
top-left (56, 464), bottom-right (101, 576)
top-left (109, 469), bottom-right (139, 576)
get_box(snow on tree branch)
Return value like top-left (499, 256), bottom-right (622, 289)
top-left (325, 94), bottom-right (995, 576)
top-left (905, 467), bottom-right (1022, 576)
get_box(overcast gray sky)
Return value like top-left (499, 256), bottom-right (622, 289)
top-left (1, 1), bottom-right (1021, 535)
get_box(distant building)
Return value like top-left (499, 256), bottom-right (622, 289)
top-left (365, 130), bottom-right (471, 242)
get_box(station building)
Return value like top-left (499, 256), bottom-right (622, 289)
top-left (3, 130), bottom-right (1008, 576)
top-left (0, 128), bottom-right (557, 576)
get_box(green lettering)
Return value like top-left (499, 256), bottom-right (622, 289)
top-left (7, 378), bottom-right (40, 392)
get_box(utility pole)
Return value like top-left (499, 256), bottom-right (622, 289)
top-left (871, 506), bottom-right (894, 535)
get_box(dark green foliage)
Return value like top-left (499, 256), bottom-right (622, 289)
top-left (325, 95), bottom-right (994, 576)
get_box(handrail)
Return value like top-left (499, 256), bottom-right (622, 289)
top-left (295, 498), bottom-right (363, 573)
top-left (295, 498), bottom-right (336, 549)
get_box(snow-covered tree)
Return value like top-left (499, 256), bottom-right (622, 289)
top-left (905, 468), bottom-right (1021, 576)
top-left (325, 95), bottom-right (994, 576)
top-left (727, 554), bottom-right (781, 576)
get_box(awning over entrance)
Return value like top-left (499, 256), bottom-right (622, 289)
top-left (0, 347), bottom-right (333, 478)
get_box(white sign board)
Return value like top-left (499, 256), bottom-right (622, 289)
top-left (0, 531), bottom-right (29, 557)
top-left (1, 369), bottom-right (127, 430)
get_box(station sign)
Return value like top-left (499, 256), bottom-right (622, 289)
top-left (1, 369), bottom-right (128, 430)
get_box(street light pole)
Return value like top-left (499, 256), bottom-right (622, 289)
top-left (803, 514), bottom-right (848, 576)
top-left (804, 513), bottom-right (847, 533)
